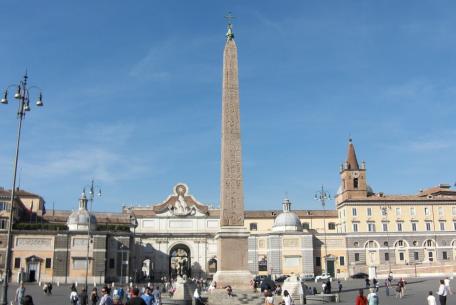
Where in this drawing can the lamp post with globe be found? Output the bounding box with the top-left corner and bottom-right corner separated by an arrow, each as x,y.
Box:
314,185 -> 331,276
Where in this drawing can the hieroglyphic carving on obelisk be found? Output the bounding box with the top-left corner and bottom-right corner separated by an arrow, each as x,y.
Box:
220,19 -> 245,227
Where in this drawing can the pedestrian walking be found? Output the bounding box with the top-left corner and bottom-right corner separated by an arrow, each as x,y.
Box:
427,291 -> 437,305
384,279 -> 389,296
338,280 -> 343,293
365,278 -> 370,288
282,290 -> 293,305
91,288 -> 100,305
367,288 -> 379,305
355,289 -> 368,305
265,290 -> 275,305
193,287 -> 204,305
80,288 -> 89,305
126,287 -> 147,305
15,282 -> 25,305
100,286 -> 114,305
152,286 -> 161,305
437,279 -> 448,305
444,277 -> 453,295
70,286 -> 79,305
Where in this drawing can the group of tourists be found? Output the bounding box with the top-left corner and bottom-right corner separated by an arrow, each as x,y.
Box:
68,283 -> 161,305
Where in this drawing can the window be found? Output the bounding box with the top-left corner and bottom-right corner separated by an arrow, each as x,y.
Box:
414,252 -> 419,260
399,252 -> 404,261
14,258 -> 20,269
410,207 -> 416,216
440,222 -> 445,231
384,241 -> 389,247
425,207 -> 430,216
249,223 -> 258,231
354,242 -> 359,247
353,223 -> 358,232
443,251 -> 448,260
384,253 -> 389,261
353,178 -> 359,189
339,256 -> 345,266
412,223 -> 417,232
328,222 -> 336,230
302,222 -> 310,230
352,208 -> 357,216
368,223 -> 376,232
381,208 -> 387,216
109,258 -> 115,269
0,219 -> 7,230
426,222 -> 432,231
367,208 -> 372,217
316,257 -> 321,267
0,202 -> 7,211
413,241 -> 418,246
429,251 -> 434,262
426,240 -> 434,247
438,207 -> 444,216
45,258 -> 52,269
73,258 -> 88,270
382,223 -> 388,232
354,253 -> 360,262
395,208 -> 401,216
397,240 -> 404,247
397,223 -> 402,232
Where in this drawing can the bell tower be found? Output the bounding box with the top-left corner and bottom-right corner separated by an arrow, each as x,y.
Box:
335,139 -> 369,204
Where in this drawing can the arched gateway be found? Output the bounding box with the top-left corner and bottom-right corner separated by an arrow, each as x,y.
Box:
169,244 -> 191,279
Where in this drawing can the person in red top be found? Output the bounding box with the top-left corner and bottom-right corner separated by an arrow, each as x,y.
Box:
355,289 -> 368,305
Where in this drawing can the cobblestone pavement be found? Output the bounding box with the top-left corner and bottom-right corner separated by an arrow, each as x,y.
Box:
1,278 -> 455,304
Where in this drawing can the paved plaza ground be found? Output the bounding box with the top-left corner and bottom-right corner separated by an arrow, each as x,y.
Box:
2,277 -> 454,304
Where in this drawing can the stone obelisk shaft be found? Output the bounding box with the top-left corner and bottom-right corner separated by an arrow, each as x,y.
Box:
214,25 -> 252,290
220,33 -> 244,227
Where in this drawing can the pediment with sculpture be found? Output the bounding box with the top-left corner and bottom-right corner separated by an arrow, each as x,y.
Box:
152,183 -> 209,217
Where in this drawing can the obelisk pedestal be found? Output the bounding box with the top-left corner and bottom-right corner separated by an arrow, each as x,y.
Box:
213,21 -> 252,290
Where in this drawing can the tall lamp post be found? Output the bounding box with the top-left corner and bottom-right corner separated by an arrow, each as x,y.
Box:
315,185 -> 331,275
83,180 -> 101,292
381,205 -> 392,273
129,213 -> 138,284
0,73 -> 44,305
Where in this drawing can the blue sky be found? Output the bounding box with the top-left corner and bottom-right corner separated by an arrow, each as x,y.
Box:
0,1 -> 455,212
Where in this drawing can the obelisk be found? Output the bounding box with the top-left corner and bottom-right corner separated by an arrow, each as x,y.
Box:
213,19 -> 252,288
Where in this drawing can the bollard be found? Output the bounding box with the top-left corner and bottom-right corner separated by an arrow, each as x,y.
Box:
148,282 -> 151,287
130,282 -> 133,287
38,281 -> 41,286
75,281 -> 78,287
57,281 -> 60,287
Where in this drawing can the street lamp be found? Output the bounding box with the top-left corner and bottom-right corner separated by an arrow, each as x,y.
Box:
83,180 -> 101,292
314,185 -> 331,275
381,205 -> 392,273
0,73 -> 44,305
129,213 -> 138,284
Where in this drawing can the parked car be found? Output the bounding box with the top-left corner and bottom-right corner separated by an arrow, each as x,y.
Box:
351,272 -> 369,279
315,273 -> 331,281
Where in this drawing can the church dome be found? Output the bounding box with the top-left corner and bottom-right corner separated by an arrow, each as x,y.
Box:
67,191 -> 97,231
272,198 -> 302,232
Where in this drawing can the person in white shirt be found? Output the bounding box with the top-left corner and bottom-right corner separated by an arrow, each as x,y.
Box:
437,280 -> 448,305
282,290 -> 293,305
444,277 -> 452,295
427,291 -> 437,305
265,291 -> 274,305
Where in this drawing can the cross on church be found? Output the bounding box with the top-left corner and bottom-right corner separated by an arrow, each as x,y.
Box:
224,12 -> 236,25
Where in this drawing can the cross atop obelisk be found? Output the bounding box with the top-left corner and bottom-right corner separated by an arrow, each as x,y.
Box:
214,13 -> 252,289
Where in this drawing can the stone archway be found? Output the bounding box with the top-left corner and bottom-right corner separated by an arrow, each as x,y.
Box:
169,244 -> 191,279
